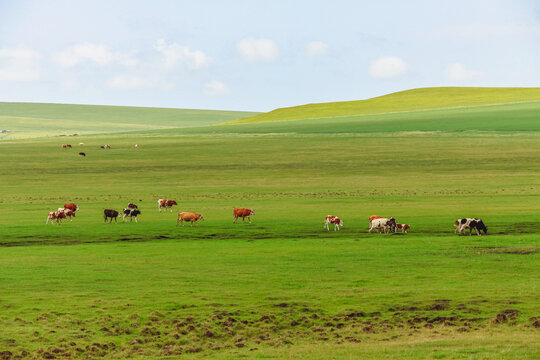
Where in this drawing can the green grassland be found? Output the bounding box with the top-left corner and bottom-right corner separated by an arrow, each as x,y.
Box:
0,90 -> 539,359
227,87 -> 540,124
0,102 -> 258,140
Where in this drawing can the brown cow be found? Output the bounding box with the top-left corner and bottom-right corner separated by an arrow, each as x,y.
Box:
176,212 -> 204,227
396,223 -> 411,233
104,209 -> 121,223
158,199 -> 177,212
233,208 -> 254,223
46,210 -> 67,224
64,203 -> 79,212
58,208 -> 76,221
324,215 -> 343,231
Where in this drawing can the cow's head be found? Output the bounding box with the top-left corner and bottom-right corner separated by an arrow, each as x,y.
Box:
199,214 -> 205,221
250,209 -> 255,215
170,200 -> 178,206
339,219 -> 343,227
478,221 -> 488,234
133,210 -> 141,216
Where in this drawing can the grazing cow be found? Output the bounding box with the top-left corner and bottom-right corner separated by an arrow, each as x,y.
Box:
100,145 -> 111,149
455,218 -> 488,235
176,212 -> 204,227
64,203 -> 79,212
46,210 -> 67,225
79,142 -> 85,146
127,203 -> 138,209
61,144 -> 71,149
324,215 -> 343,231
57,208 -> 76,221
396,223 -> 411,233
158,199 -> 177,212
104,209 -> 122,223
134,144 -> 139,149
79,152 -> 86,156
369,217 -> 396,233
123,208 -> 141,223
233,208 -> 255,223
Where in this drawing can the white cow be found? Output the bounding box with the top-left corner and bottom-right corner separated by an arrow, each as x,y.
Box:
324,215 -> 343,231
368,218 -> 396,233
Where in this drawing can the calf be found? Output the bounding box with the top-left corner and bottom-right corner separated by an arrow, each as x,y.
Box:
176,212 -> 204,227
158,199 -> 177,212
104,209 -> 122,223
396,223 -> 410,233
79,152 -> 86,156
123,208 -> 141,223
127,203 -> 138,209
233,208 -> 255,223
455,218 -> 488,235
324,215 -> 343,231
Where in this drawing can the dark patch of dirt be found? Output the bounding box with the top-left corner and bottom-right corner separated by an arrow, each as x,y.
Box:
493,309 -> 521,324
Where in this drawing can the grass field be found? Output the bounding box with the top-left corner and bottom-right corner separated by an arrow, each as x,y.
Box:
0,89 -> 539,359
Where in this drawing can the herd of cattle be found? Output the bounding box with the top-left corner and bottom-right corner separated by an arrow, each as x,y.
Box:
45,200 -> 488,235
61,143 -> 138,157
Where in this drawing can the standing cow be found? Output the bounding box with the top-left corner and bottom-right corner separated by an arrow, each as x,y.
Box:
324,215 -> 343,231
46,210 -> 67,225
176,212 -> 204,227
455,218 -> 488,235
158,199 -> 177,212
64,203 -> 79,212
57,208 -> 76,221
369,217 -> 396,233
396,223 -> 411,233
233,208 -> 255,223
104,209 -> 122,223
123,208 -> 141,222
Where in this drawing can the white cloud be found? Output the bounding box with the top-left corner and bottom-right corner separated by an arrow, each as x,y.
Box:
237,38 -> 278,62
445,63 -> 482,82
305,41 -> 328,57
0,47 -> 41,82
54,43 -> 136,68
154,39 -> 211,70
205,80 -> 229,95
107,75 -> 154,90
369,56 -> 407,79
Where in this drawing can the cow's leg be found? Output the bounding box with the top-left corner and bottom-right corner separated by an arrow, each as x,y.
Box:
475,227 -> 480,236
176,218 -> 180,226
248,216 -> 251,224
123,214 -> 127,222
134,217 -> 138,223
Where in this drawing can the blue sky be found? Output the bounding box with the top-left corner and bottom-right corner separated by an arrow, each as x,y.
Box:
0,0 -> 539,111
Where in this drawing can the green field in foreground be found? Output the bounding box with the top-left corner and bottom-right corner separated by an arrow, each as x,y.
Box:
0,92 -> 539,359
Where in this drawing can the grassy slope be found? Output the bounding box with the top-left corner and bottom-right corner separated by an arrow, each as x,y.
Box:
0,102 -> 258,139
0,94 -> 539,359
227,87 -> 540,124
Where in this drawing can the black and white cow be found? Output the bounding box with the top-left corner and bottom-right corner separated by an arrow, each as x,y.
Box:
104,209 -> 122,223
454,218 -> 488,235
123,208 -> 141,222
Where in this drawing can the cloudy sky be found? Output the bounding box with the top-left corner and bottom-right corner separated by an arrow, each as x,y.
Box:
0,0 -> 539,111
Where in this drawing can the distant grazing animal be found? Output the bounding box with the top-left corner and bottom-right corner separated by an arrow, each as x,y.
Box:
396,223 -> 410,233
79,142 -> 85,146
455,218 -> 487,235
158,199 -> 177,212
100,145 -> 111,149
57,208 -> 76,221
79,152 -> 86,156
233,208 -> 255,223
134,144 -> 139,149
46,210 -> 66,225
63,203 -> 79,212
62,144 -> 72,149
123,208 -> 141,223
369,217 -> 396,233
104,209 -> 121,223
176,212 -> 204,227
369,215 -> 382,228
324,215 -> 343,231
127,203 -> 138,209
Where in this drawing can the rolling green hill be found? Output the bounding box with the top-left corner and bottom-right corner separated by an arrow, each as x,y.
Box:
0,102 -> 259,139
226,87 -> 540,125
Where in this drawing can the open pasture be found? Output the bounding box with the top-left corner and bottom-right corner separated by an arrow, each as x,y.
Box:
0,97 -> 539,359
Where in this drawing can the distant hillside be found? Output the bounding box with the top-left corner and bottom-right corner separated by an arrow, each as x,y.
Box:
0,102 -> 258,139
225,87 -> 540,124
